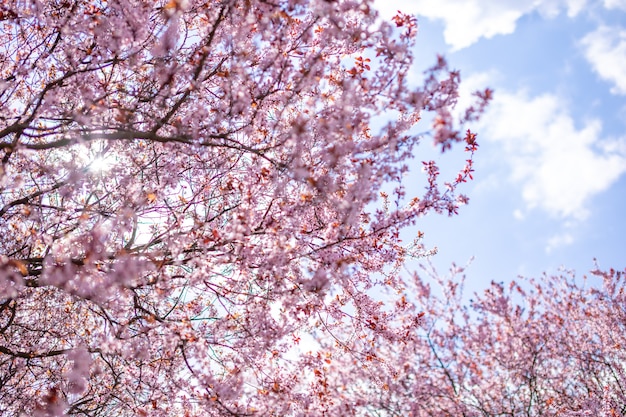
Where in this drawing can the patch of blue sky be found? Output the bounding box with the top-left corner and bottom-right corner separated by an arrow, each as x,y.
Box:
373,0 -> 626,293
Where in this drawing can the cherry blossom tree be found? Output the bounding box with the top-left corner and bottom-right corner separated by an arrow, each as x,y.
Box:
353,263 -> 626,417
2,2 -> 623,417
0,0 -> 488,415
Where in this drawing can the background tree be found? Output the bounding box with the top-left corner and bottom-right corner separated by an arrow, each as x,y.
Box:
0,0 -> 487,415
351,263 -> 626,417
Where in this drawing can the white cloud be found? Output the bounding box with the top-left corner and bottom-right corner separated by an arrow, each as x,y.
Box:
546,232 -> 574,253
603,0 -> 626,10
464,73 -> 626,220
580,25 -> 626,95
513,209 -> 525,220
374,0 -> 587,50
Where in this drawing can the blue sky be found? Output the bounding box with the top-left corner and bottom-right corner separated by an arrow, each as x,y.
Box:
374,0 -> 626,291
